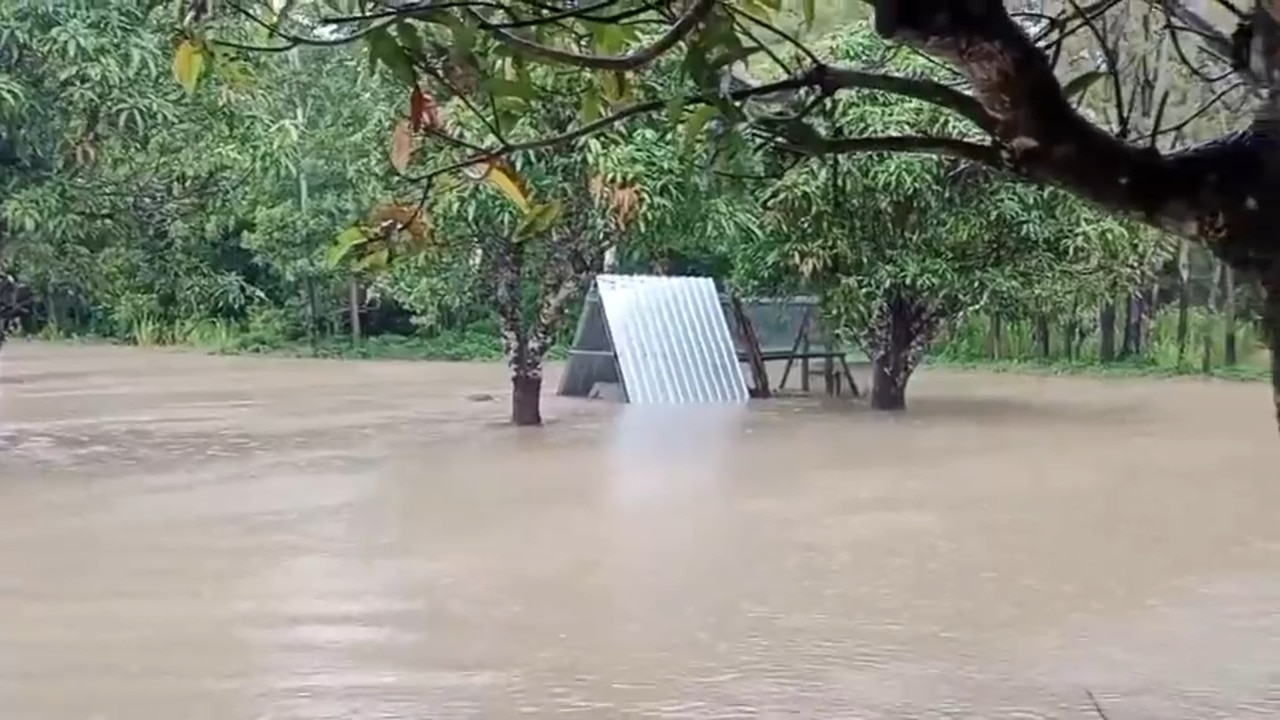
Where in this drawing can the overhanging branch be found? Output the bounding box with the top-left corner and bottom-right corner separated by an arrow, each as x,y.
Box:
777,134 -> 1003,165
467,0 -> 714,72
870,0 -> 1280,272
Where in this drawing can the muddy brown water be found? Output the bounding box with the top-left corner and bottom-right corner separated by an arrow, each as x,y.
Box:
1,342 -> 1279,719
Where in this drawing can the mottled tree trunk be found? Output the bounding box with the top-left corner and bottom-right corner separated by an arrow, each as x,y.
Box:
1121,292 -> 1141,358
508,341 -> 543,427
347,277 -> 362,344
870,355 -> 907,411
1203,261 -> 1223,374
1099,301 -> 1117,362
863,294 -> 938,412
0,272 -> 29,352
493,233 -> 543,427
1175,241 -> 1191,368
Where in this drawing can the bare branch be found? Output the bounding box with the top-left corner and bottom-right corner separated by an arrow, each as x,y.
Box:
467,0 -> 715,72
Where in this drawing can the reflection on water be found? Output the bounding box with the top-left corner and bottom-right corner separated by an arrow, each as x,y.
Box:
1,342 -> 1279,718
606,404 -> 746,506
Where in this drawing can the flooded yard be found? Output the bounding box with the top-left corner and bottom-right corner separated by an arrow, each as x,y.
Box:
0,341 -> 1278,718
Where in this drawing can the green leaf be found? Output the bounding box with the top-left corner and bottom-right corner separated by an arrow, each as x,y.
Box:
599,71 -> 629,102
710,45 -> 764,70
366,27 -> 417,86
591,23 -> 639,54
1062,70 -> 1106,100
443,14 -> 476,60
802,0 -> 816,28
683,104 -> 718,147
665,96 -> 686,127
325,226 -> 368,268
483,76 -> 535,100
394,22 -> 425,58
581,87 -> 604,122
356,247 -> 390,273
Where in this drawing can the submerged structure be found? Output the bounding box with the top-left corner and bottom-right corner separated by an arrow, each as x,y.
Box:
558,274 -> 750,404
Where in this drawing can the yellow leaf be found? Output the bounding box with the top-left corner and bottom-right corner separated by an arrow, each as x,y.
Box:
172,38 -> 205,94
484,162 -> 530,212
368,203 -> 431,246
388,119 -> 416,174
516,200 -> 562,238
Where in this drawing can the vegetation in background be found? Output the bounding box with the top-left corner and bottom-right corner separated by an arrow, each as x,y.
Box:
1,2 -> 1272,425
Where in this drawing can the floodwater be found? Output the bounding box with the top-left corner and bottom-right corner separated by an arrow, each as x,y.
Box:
1,342 -> 1279,719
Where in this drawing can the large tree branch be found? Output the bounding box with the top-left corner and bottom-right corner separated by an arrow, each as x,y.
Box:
870,0 -> 1280,275
415,63 -> 1000,180
767,130 -> 1002,165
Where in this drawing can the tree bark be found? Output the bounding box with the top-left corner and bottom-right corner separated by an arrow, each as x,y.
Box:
864,294 -> 937,412
0,272 -> 29,351
1099,301 -> 1117,362
1176,241 -> 1191,368
1035,315 -> 1050,357
347,277 -> 362,344
1122,291 -> 1141,358
1225,266 -> 1238,365
510,354 -> 543,426
1266,277 -> 1280,433
871,355 -> 907,410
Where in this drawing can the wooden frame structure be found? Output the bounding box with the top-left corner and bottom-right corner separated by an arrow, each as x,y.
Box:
725,295 -> 860,399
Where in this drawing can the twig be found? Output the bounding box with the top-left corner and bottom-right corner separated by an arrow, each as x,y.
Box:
1086,689 -> 1110,719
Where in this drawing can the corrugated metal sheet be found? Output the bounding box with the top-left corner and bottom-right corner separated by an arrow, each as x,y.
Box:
595,274 -> 749,404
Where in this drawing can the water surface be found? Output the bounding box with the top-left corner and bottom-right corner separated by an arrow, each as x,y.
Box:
1,342 -> 1278,718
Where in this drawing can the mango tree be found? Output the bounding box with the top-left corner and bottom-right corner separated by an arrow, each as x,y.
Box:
1,0 -> 257,338
754,30 -> 1157,409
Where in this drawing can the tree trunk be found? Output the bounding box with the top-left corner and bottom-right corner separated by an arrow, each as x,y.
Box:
1175,241 -> 1190,368
1063,316 -> 1077,361
348,277 -> 362,343
1099,301 -> 1117,362
1224,266 -> 1238,366
0,272 -> 29,352
871,356 -> 907,411
1265,280 -> 1280,434
865,295 -> 936,412
510,358 -> 543,426
1035,315 -> 1050,357
986,313 -> 1002,360
1122,291 -> 1141,357
1203,260 -> 1223,374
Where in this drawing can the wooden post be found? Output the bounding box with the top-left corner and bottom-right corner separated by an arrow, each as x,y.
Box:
731,296 -> 771,399
777,303 -> 812,391
800,320 -> 811,393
